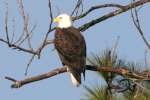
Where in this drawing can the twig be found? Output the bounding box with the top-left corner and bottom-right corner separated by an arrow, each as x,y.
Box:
71,0 -> 84,17
25,39 -> 53,76
0,38 -> 37,55
5,1 -> 10,46
36,28 -> 55,58
36,0 -> 54,58
144,47 -> 148,68
14,0 -> 26,44
11,18 -> 16,43
23,0 -> 54,75
18,0 -> 33,50
43,0 -> 53,41
5,77 -> 17,82
18,23 -> 37,46
25,54 -> 36,76
48,0 -> 53,30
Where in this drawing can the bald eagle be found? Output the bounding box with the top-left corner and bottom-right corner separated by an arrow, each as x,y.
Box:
53,14 -> 86,86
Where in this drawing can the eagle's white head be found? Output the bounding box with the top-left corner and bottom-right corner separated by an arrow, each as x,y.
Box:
53,14 -> 72,28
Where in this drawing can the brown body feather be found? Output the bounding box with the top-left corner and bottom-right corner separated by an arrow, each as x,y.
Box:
54,27 -> 86,86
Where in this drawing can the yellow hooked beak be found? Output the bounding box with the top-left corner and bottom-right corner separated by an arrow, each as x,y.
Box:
53,17 -> 61,23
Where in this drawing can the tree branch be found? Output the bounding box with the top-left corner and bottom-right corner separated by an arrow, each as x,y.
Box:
0,38 -> 37,55
71,0 -> 84,17
5,65 -> 130,88
73,3 -> 125,21
78,0 -> 150,31
131,2 -> 150,49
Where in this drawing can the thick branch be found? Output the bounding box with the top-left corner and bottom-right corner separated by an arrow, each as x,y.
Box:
5,65 -> 130,88
79,0 -> 150,31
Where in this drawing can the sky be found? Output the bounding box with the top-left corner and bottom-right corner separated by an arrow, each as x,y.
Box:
0,0 -> 150,100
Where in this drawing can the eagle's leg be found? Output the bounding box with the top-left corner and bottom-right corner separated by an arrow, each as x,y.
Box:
64,65 -> 80,87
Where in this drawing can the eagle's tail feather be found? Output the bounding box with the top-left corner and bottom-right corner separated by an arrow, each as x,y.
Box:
69,72 -> 81,87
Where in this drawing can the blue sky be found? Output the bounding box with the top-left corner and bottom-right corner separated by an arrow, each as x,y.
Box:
0,0 -> 150,100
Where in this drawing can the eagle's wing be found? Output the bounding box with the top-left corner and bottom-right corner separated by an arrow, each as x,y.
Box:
54,27 -> 86,86
55,27 -> 86,64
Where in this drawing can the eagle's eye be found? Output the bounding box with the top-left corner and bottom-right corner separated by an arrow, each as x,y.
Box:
59,17 -> 63,19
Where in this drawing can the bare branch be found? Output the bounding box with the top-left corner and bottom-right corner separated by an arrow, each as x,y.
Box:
71,0 -> 84,16
73,3 -> 125,21
48,0 -> 53,30
36,28 -> 55,58
131,1 -> 150,49
11,18 -> 16,43
17,0 -> 33,50
35,0 -> 54,58
5,77 -> 17,82
78,0 -> 150,31
14,0 -> 26,44
25,39 -> 54,76
0,0 -> 37,56
5,1 -> 10,45
17,23 -> 37,46
0,38 -> 37,55
42,0 -> 53,42
25,54 -> 36,76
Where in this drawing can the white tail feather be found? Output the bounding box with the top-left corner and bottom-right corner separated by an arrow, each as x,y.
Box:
69,73 -> 80,87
